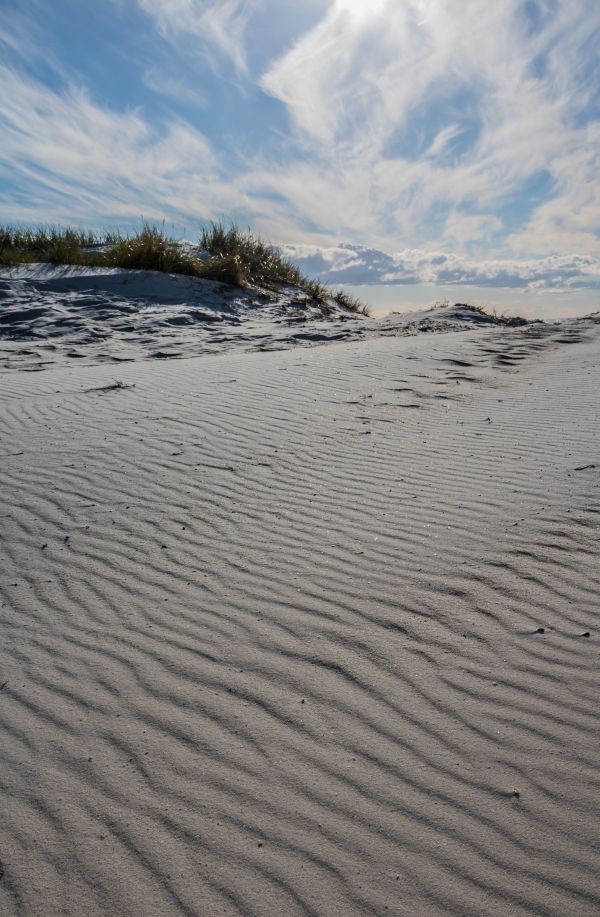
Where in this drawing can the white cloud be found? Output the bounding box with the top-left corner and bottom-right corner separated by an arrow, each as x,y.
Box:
280,242 -> 600,292
2,0 -> 600,291
137,0 -> 255,75
444,213 -> 502,247
0,62 -> 338,242
506,121 -> 600,257
259,0 -> 600,256
141,68 -> 206,106
1,55 -> 598,294
0,65 -> 233,225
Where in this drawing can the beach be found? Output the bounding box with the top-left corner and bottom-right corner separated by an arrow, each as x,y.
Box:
1,283 -> 599,915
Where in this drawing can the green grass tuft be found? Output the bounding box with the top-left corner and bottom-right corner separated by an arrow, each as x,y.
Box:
200,223 -> 303,287
0,224 -> 98,253
0,225 -> 102,268
0,247 -> 36,265
331,288 -> 372,316
199,254 -> 246,286
107,226 -> 200,275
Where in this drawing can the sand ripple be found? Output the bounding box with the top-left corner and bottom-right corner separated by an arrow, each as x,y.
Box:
1,322 -> 599,915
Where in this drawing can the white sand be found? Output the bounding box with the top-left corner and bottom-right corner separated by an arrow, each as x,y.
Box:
0,264 -> 526,371
0,288 -> 599,915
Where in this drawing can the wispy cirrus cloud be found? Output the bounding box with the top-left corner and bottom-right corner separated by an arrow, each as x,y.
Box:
141,67 -> 207,106
0,64 -> 227,224
136,0 -> 256,76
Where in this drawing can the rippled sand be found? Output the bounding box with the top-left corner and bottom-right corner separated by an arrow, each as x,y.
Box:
1,315 -> 599,915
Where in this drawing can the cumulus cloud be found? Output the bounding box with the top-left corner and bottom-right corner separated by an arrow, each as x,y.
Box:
280,242 -> 600,292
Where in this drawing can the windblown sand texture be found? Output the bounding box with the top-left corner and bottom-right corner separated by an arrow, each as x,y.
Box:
0,265 -> 524,371
1,313 -> 599,915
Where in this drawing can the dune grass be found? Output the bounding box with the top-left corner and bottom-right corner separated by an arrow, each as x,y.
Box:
0,225 -> 98,252
0,222 -> 370,315
105,228 -> 204,277
0,226 -> 100,267
200,223 -> 302,287
435,299 -> 527,326
200,224 -> 370,313
332,289 -> 370,315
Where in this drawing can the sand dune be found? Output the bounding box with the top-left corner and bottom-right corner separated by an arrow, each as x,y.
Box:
1,308 -> 599,915
1,264 -> 526,371
0,264 -> 364,369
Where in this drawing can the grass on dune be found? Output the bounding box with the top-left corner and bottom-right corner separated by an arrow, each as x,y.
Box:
332,288 -> 371,316
0,226 -> 101,267
0,225 -> 98,252
0,225 -> 207,275
199,224 -> 370,313
0,222 -> 370,315
435,298 -> 528,326
200,223 -> 302,287
106,228 -> 204,277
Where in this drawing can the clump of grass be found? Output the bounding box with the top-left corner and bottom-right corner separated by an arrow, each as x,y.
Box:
0,247 -> 36,265
199,223 -> 371,314
200,223 -> 303,287
104,225 -> 248,285
301,278 -> 329,305
331,288 -> 371,316
449,302 -> 527,326
0,225 -> 98,253
454,302 -> 492,317
47,235 -> 108,267
0,225 -> 101,268
199,254 -> 245,286
107,226 -> 200,275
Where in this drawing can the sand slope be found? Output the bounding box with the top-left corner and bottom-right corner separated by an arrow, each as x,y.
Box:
0,264 -> 527,371
0,264 -> 364,369
1,317 -> 599,915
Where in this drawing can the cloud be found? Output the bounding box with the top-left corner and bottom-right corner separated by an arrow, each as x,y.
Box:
1,56 -> 599,294
259,0 -> 600,255
280,242 -> 600,292
142,67 -> 207,106
0,61 -> 333,242
1,0 -> 600,290
137,0 -> 255,76
0,65 -> 232,225
506,121 -> 600,257
444,213 -> 502,247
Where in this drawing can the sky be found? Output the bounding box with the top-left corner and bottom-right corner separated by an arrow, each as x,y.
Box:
1,0 -> 600,315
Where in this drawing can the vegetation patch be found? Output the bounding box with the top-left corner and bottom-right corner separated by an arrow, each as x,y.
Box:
0,222 -> 371,316
435,299 -> 527,326
453,302 -> 528,326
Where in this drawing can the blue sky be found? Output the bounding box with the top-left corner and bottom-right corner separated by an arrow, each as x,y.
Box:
1,0 -> 600,304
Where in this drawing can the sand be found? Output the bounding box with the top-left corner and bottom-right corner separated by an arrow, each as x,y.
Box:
0,264 -> 524,371
0,279 -> 599,915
